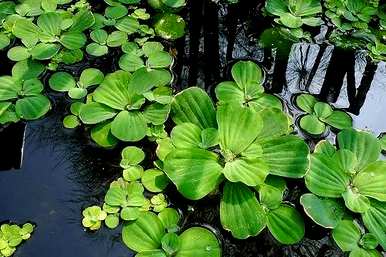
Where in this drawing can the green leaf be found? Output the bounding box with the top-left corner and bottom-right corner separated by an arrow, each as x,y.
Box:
143,103 -> 170,125
279,13 -> 303,28
107,31 -> 128,47
143,41 -> 164,56
258,176 -> 286,209
171,87 -> 217,129
147,51 -> 173,69
171,123 -> 202,149
305,153 -> 350,197
123,166 -> 144,181
290,0 -> 321,16
360,233 -> 379,250
323,110 -> 352,129
267,204 -> 305,244
158,208 -> 180,232
116,17 -> 140,34
60,32 -> 87,50
332,219 -> 361,251
337,129 -> 381,170
220,182 -> 266,239
314,140 -> 336,157
30,43 -> 60,60
93,71 -> 131,110
0,33 -> 10,50
111,111 -> 148,142
105,5 -> 128,19
129,68 -> 172,94
121,146 -> 145,166
63,115 -> 80,129
201,128 -> 219,148
296,94 -> 317,113
349,248 -> 382,257
300,193 -> 345,229
353,161 -> 386,202
176,227 -> 221,257
7,47 -> 30,61
21,78 -> 43,96
90,29 -> 108,44
119,53 -> 145,72
79,68 -> 104,88
121,207 -> 140,221
105,214 -> 120,229
79,102 -> 117,124
136,250 -> 167,257
265,0 -> 288,16
37,12 -> 61,36
154,13 -> 186,40
41,0 -> 57,11
68,87 -> 87,99
141,169 -> 169,193
49,72 -> 76,92
15,95 -> 51,120
260,135 -> 309,178
362,200 -> 386,249
12,18 -> 39,47
164,148 -> 223,200
231,60 -> 264,89
222,158 -> 268,186
161,233 -> 180,256
90,121 -> 118,148
12,60 -> 45,80
253,109 -> 291,142
70,10 -> 95,32
122,212 -> 165,252
313,102 -> 333,119
217,103 -> 262,155
299,114 -> 326,135
86,43 -> 108,57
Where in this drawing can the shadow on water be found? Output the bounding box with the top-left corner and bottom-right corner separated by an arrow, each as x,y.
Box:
1,1 -> 386,257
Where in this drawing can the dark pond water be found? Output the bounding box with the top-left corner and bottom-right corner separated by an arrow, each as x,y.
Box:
1,1 -> 386,257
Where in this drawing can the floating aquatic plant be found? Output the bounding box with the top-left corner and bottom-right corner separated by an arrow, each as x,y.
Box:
295,93 -> 352,136
0,60 -> 50,124
332,219 -> 382,257
78,69 -> 172,145
303,129 -> 386,249
49,68 -> 104,99
159,61 -> 309,242
264,0 -> 322,39
215,61 -> 282,111
0,223 -> 34,257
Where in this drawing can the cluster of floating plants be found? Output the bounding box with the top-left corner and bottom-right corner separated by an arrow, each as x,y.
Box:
264,0 -> 386,61
0,0 -> 386,257
0,223 -> 34,257
82,146 -> 221,257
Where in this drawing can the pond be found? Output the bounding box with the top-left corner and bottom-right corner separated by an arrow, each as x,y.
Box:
1,1 -> 386,257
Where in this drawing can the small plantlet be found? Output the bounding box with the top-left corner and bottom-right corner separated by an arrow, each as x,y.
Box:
0,222 -> 34,257
265,0 -> 322,39
49,68 -> 104,99
295,93 -> 352,136
304,129 -> 386,249
0,60 -> 51,124
82,206 -> 107,231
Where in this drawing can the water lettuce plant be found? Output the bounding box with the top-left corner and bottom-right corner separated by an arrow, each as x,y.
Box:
0,223 -> 34,257
303,129 -> 386,249
153,13 -> 186,40
119,41 -> 173,72
215,61 -> 282,111
265,0 -> 322,39
332,219 -> 382,257
324,0 -> 379,32
295,93 -> 352,135
122,211 -> 221,257
82,206 -> 107,231
160,61 -> 310,241
0,60 -> 51,124
78,69 -> 172,145
49,68 -> 104,99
